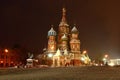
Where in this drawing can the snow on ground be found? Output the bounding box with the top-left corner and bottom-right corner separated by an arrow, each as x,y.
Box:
0,66 -> 120,80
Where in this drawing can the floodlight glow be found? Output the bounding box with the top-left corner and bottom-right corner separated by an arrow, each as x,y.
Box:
103,58 -> 106,61
81,57 -> 85,61
48,53 -> 53,57
83,50 -> 87,54
108,62 -> 115,67
95,64 -> 98,66
51,46 -> 54,49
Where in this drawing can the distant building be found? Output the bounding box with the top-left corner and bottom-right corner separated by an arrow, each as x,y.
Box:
0,48 -> 20,67
42,8 -> 91,67
108,59 -> 120,66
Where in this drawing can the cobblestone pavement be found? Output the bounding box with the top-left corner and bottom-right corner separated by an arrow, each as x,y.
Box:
0,66 -> 120,80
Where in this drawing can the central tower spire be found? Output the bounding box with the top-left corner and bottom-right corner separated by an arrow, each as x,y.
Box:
58,8 -> 70,51
59,8 -> 68,27
61,8 -> 66,22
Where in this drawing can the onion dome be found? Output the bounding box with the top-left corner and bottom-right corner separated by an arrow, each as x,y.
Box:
54,48 -> 61,56
71,25 -> 79,33
64,49 -> 68,55
48,27 -> 56,36
61,34 -> 68,40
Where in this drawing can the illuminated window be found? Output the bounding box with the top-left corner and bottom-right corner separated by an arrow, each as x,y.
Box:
1,55 -> 4,59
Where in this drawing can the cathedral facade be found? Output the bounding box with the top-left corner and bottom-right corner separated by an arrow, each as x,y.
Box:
45,8 -> 90,67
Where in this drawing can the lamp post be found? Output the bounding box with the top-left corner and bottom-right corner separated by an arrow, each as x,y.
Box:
103,54 -> 109,66
4,49 -> 8,67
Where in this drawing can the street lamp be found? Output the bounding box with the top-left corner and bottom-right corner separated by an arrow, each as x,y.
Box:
5,49 -> 8,53
105,54 -> 108,58
103,54 -> 109,66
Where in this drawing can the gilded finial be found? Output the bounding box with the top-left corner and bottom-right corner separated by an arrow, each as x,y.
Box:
51,25 -> 54,28
62,8 -> 66,16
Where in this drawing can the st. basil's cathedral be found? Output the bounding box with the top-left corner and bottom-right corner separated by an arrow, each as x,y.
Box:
43,8 -> 91,67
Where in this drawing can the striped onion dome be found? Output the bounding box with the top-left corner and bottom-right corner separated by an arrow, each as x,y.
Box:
48,27 -> 56,36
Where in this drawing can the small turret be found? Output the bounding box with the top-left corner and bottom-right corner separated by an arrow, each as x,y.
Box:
70,24 -> 80,53
54,48 -> 61,56
47,26 -> 57,53
64,49 -> 68,55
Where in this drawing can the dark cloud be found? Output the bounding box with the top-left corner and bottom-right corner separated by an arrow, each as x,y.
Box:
0,0 -> 120,58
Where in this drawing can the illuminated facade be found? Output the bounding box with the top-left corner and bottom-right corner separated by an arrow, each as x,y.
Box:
45,8 -> 91,67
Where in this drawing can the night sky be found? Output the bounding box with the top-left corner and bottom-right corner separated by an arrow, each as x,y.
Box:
0,0 -> 120,59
